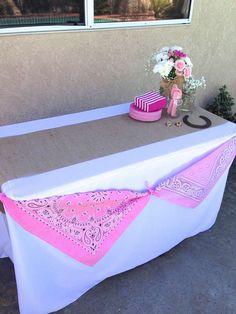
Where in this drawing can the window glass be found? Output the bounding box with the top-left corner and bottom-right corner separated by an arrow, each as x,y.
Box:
94,0 -> 192,23
0,0 -> 84,27
0,0 -> 193,31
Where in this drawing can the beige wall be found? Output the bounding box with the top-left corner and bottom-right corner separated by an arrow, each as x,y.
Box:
0,0 -> 235,125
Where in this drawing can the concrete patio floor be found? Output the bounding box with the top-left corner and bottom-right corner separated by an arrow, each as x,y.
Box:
0,161 -> 235,314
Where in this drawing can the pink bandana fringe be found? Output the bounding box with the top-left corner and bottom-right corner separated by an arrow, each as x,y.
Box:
0,137 -> 235,265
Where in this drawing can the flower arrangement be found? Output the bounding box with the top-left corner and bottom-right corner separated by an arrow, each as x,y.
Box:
148,45 -> 207,112
152,46 -> 193,81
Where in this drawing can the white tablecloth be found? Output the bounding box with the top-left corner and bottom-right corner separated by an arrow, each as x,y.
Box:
0,213 -> 12,260
0,105 -> 235,314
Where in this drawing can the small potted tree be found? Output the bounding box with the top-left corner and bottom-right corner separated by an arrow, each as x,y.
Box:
206,85 -> 236,123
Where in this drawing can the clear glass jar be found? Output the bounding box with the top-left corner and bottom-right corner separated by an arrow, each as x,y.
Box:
179,91 -> 195,113
167,99 -> 182,118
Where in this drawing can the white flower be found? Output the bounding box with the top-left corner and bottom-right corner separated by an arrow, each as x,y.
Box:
184,56 -> 193,67
153,64 -> 160,74
155,52 -> 168,62
153,61 -> 165,74
153,60 -> 173,77
159,46 -> 169,53
170,45 -> 183,52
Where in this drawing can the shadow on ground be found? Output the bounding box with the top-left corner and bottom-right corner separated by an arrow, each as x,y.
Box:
0,161 -> 235,314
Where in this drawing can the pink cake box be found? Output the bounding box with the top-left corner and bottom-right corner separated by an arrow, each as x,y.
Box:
134,91 -> 167,112
129,103 -> 162,122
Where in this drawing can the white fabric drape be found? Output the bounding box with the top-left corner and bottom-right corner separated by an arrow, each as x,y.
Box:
4,172 -> 228,314
0,213 -> 13,260
0,105 -> 235,314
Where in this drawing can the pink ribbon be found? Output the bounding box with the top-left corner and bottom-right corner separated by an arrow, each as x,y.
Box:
167,84 -> 182,117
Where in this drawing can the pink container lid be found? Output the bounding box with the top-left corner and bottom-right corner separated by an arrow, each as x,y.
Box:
135,91 -> 167,112
129,103 -> 162,122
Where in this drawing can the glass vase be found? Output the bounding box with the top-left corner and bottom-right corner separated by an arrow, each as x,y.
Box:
167,99 -> 182,118
179,91 -> 195,113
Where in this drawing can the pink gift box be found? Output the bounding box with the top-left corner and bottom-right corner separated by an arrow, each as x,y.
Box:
134,91 -> 167,112
129,103 -> 162,122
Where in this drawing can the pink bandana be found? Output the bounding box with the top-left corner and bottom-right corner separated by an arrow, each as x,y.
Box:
155,136 -> 236,208
0,137 -> 235,265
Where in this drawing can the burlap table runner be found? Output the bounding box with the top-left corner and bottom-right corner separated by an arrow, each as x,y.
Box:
0,107 -> 225,187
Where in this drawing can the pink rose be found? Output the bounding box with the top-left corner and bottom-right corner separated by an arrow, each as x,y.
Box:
175,70 -> 183,76
175,59 -> 185,72
184,67 -> 192,79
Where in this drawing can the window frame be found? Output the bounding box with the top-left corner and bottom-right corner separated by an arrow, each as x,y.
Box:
0,0 -> 194,36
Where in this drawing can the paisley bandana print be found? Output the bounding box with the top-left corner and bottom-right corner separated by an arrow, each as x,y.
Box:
0,137 -> 235,265
155,136 -> 236,208
0,190 -> 150,265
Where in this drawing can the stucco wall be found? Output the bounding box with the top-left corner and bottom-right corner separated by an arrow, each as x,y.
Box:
0,0 -> 235,125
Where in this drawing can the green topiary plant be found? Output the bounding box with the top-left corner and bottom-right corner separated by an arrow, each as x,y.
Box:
206,85 -> 236,123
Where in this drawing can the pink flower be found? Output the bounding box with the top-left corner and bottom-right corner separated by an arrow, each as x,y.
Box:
184,67 -> 192,79
175,70 -> 183,76
174,50 -> 187,58
175,59 -> 185,72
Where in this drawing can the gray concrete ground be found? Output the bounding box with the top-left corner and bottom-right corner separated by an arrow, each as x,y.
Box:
0,161 -> 235,314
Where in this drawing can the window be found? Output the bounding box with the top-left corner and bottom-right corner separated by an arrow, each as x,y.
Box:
0,0 -> 194,34
0,1 -> 84,27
